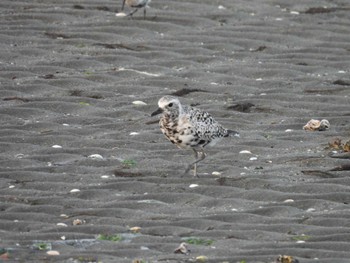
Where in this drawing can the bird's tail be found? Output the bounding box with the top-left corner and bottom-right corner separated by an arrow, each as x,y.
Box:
226,129 -> 240,138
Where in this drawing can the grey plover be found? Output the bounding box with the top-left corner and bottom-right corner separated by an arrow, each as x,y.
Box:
151,96 -> 239,177
121,0 -> 151,19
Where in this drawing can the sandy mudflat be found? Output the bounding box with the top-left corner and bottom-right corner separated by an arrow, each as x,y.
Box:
1,0 -> 350,262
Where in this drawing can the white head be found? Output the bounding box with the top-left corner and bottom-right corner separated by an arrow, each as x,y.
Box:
151,96 -> 182,116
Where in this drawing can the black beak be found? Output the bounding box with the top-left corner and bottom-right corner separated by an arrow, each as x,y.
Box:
151,108 -> 163,117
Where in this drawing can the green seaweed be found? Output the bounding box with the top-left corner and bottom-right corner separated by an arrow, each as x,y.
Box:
97,234 -> 123,242
182,237 -> 214,246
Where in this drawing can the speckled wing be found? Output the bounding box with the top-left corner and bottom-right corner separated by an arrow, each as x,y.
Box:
181,106 -> 228,147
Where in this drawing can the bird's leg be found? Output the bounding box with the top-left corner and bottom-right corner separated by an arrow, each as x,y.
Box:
127,8 -> 139,17
185,148 -> 206,177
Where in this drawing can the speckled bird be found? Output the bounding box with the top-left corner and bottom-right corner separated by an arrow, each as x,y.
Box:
121,0 -> 151,19
151,96 -> 239,177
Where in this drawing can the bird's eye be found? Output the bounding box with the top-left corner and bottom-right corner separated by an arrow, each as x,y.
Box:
168,103 -> 173,107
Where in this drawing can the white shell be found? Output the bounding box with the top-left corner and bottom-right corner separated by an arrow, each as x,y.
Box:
52,145 -> 62,148
88,154 -> 104,160
47,250 -> 60,256
132,100 -> 147,105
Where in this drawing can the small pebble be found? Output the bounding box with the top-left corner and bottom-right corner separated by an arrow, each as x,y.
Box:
70,189 -> 80,193
249,157 -> 258,161
9,185 -> 15,189
218,5 -> 226,9
61,236 -> 66,240
101,175 -> 110,179
283,199 -> 295,203
212,171 -> 221,176
129,132 -> 139,136
307,208 -> 316,212
60,214 -> 69,218
285,129 -> 293,132
189,184 -> 199,188
296,240 -> 305,243
290,11 -> 300,15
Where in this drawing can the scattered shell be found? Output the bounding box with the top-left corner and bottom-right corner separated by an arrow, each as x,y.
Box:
70,189 -> 80,193
101,175 -> 110,179
303,119 -> 330,131
296,240 -> 305,244
256,78 -> 263,81
62,123 -> 69,126
73,219 -> 84,225
60,214 -> 69,218
328,138 -> 350,152
116,12 -> 127,17
61,236 -> 66,240
276,255 -> 300,263
140,246 -> 149,250
239,150 -> 252,154
249,156 -> 258,161
15,153 -> 25,158
344,141 -> 350,152
132,100 -> 147,105
129,132 -> 140,136
306,208 -> 316,212
285,129 -> 293,132
52,145 -> 62,148
189,184 -> 199,188
283,199 -> 295,203
196,255 -> 208,262
231,208 -> 238,212
9,185 -> 15,189
129,226 -> 142,233
218,5 -> 226,10
88,154 -> 104,160
212,171 -> 221,176
174,242 -> 190,255
46,250 -> 60,256
56,223 -> 68,227
290,11 -> 300,15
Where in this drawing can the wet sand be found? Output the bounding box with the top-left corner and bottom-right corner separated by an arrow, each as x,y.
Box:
1,0 -> 350,262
